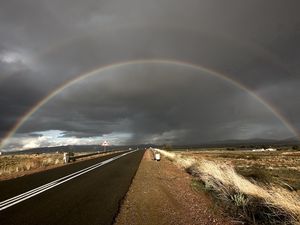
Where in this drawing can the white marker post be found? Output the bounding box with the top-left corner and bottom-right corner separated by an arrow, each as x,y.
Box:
101,140 -> 110,152
63,152 -> 70,163
154,152 -> 161,161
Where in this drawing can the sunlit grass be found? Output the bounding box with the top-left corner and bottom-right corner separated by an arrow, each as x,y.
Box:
0,154 -> 63,178
155,148 -> 300,225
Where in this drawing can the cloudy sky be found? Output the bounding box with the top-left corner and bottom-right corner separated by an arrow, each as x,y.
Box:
0,0 -> 299,150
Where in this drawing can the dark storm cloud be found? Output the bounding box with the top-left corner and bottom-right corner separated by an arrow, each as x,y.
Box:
0,0 -> 300,149
17,65 -> 295,144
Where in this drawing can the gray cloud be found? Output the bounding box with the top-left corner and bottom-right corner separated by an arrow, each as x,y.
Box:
16,64 -> 295,144
0,0 -> 299,149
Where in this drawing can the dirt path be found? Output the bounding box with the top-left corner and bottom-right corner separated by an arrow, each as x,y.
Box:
114,150 -> 233,225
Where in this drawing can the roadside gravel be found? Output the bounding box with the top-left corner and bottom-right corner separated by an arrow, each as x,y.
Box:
114,150 -> 234,225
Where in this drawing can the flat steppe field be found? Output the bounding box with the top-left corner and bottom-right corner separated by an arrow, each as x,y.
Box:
179,149 -> 300,193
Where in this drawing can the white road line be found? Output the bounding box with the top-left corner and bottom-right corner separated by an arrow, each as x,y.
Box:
0,150 -> 137,211
0,161 -> 104,208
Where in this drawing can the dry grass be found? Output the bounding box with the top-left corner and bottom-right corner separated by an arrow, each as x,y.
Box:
185,150 -> 300,192
154,148 -> 300,225
0,151 -> 118,181
0,153 -> 64,179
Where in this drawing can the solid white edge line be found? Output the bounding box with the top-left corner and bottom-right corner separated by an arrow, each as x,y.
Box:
0,160 -> 106,207
0,150 -> 137,211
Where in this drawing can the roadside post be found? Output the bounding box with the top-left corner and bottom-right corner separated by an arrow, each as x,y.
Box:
63,152 -> 69,163
154,152 -> 161,161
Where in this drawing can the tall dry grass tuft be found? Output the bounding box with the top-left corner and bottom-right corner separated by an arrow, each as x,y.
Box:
154,149 -> 300,225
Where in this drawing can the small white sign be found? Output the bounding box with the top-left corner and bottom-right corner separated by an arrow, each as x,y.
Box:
101,140 -> 110,146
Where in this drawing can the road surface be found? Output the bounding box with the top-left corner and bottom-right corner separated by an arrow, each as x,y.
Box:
0,150 -> 144,225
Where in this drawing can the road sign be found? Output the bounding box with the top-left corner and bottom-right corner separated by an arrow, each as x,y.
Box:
101,140 -> 110,151
101,140 -> 110,146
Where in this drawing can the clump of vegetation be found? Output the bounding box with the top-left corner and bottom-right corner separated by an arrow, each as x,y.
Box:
191,179 -> 214,193
224,193 -> 295,225
237,167 -> 272,184
185,164 -> 199,176
157,149 -> 300,225
190,179 -> 205,192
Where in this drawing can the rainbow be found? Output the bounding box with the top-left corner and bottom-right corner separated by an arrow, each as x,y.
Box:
1,59 -> 299,149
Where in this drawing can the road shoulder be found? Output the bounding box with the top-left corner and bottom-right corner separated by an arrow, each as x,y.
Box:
114,150 -> 233,225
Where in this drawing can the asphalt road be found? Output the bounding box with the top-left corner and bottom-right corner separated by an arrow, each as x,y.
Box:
0,150 -> 144,225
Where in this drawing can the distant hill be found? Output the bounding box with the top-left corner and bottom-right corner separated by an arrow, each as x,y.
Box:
2,144 -> 161,155
2,138 -> 299,155
206,137 -> 299,146
171,137 -> 300,149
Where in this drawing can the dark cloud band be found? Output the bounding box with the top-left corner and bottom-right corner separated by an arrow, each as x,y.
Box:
1,59 -> 298,149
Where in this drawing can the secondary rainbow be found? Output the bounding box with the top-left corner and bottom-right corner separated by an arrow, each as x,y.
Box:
1,59 -> 299,149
